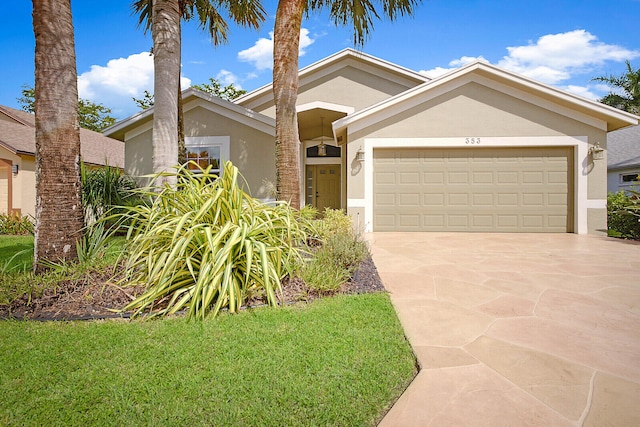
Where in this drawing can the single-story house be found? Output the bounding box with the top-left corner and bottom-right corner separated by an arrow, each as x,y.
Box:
0,105 -> 124,218
607,124 -> 640,193
105,49 -> 639,234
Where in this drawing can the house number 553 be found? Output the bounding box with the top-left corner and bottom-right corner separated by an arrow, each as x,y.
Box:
465,137 -> 481,144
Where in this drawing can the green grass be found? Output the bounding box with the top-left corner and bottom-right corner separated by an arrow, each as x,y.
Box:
0,293 -> 416,426
0,235 -> 34,273
0,235 -> 126,306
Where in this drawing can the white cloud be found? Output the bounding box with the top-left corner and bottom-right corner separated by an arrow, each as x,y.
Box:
77,51 -> 191,119
216,69 -> 242,88
497,30 -> 639,84
561,85 -> 600,100
238,28 -> 315,71
419,56 -> 486,78
420,30 -> 639,101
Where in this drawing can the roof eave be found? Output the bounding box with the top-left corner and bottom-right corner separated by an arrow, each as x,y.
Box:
234,48 -> 430,106
333,60 -> 640,134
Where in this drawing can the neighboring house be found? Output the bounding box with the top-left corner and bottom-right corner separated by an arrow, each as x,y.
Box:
0,105 -> 124,218
607,125 -> 640,193
105,49 -> 639,234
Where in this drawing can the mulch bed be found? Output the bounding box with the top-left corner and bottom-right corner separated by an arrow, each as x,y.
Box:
0,257 -> 386,321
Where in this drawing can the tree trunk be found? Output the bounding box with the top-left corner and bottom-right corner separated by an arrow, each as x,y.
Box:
32,0 -> 84,272
273,0 -> 305,209
178,77 -> 186,165
152,0 -> 181,187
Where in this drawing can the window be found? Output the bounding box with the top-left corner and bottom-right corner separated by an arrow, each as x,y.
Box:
620,173 -> 640,185
185,136 -> 230,175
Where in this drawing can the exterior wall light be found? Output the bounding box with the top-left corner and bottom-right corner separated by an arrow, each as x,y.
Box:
356,147 -> 365,162
317,142 -> 327,156
318,116 -> 327,156
589,142 -> 604,160
12,164 -> 19,175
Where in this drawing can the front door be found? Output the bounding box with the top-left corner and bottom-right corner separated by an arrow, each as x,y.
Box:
305,164 -> 341,211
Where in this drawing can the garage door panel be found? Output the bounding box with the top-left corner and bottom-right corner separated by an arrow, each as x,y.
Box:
373,147 -> 573,232
522,171 -> 544,184
497,193 -> 518,206
497,171 -> 519,184
472,172 -> 493,184
399,193 -> 420,206
473,215 -> 494,227
399,172 -> 420,184
376,193 -> 396,206
473,193 -> 494,205
375,172 -> 396,185
424,172 -> 445,184
448,172 -> 469,184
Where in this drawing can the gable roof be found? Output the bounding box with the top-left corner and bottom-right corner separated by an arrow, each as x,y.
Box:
333,60 -> 640,136
234,48 -> 430,109
0,105 -> 124,167
608,125 -> 640,170
103,87 -> 275,140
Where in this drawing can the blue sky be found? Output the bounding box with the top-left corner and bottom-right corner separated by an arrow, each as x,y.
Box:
1,0 -> 639,120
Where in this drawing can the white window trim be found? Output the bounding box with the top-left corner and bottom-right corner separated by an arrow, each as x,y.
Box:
361,136 -> 591,234
185,136 -> 230,173
619,172 -> 640,186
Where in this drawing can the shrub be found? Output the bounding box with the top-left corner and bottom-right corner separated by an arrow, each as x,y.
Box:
81,163 -> 139,226
607,190 -> 640,239
120,161 -> 308,320
317,208 -> 354,239
298,225 -> 369,294
0,213 -> 34,235
298,249 -> 351,293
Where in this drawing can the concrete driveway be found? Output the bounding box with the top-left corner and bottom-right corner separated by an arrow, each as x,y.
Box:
370,233 -> 640,426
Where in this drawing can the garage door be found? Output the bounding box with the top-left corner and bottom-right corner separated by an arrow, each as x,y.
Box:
373,147 -> 573,232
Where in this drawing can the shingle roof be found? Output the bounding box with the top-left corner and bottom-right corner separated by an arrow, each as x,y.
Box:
0,105 -> 124,168
608,125 -> 640,170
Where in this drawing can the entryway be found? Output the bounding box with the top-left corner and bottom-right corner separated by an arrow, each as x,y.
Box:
305,164 -> 341,211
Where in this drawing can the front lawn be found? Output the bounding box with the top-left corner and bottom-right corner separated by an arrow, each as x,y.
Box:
0,293 -> 416,426
0,235 -> 33,273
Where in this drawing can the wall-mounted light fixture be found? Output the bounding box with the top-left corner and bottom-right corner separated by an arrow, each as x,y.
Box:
318,117 -> 327,157
356,147 -> 365,162
589,142 -> 604,160
12,164 -> 18,175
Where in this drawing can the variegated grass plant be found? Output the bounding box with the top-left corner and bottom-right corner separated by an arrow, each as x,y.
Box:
120,161 -> 308,320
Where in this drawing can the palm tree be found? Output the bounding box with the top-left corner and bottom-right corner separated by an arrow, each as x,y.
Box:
273,0 -> 306,209
151,0 -> 181,187
272,0 -> 422,208
592,60 -> 640,114
132,0 -> 266,177
32,0 -> 85,271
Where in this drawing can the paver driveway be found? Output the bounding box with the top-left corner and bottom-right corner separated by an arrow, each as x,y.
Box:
370,233 -> 640,426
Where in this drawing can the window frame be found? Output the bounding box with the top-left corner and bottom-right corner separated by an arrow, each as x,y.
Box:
619,172 -> 640,186
184,136 -> 230,175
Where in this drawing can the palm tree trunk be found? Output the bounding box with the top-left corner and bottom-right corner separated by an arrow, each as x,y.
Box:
273,0 -> 305,209
178,77 -> 186,165
152,0 -> 181,187
32,0 -> 84,272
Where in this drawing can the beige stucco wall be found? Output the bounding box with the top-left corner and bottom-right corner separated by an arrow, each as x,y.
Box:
346,81 -> 608,233
124,126 -> 154,184
249,65 -> 419,118
125,107 -> 276,198
0,147 -> 37,218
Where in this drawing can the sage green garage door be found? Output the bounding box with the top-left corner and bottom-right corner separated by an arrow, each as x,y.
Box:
373,147 -> 573,232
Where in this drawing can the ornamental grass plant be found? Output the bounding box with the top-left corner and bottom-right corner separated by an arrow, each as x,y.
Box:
120,161 -> 308,320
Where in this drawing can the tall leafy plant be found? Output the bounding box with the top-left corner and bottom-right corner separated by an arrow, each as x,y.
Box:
81,163 -> 138,224
120,161 -> 307,320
